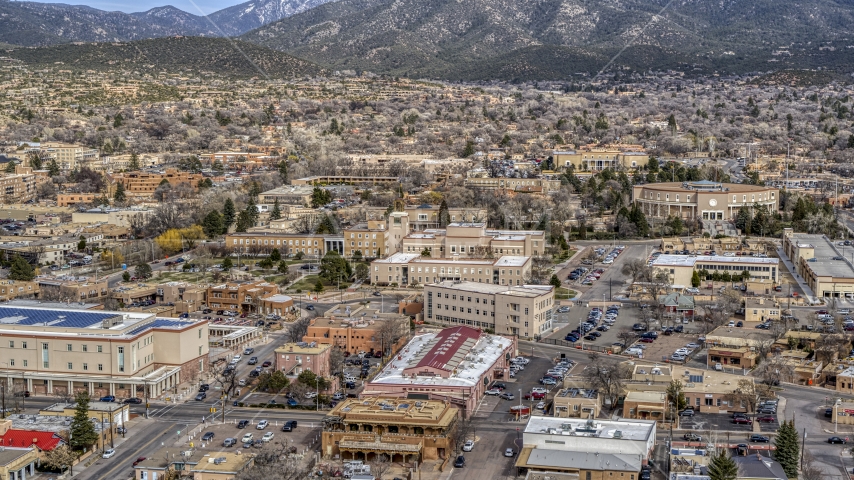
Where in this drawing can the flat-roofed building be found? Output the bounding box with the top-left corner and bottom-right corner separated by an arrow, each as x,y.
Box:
744,297 -> 781,323
0,305 -> 208,400
553,147 -> 649,171
782,228 -> 854,298
364,326 -> 515,412
38,142 -> 98,171
622,391 -> 666,422
291,175 -> 399,186
424,281 -> 554,339
651,254 -> 779,287
364,205 -> 487,231
400,223 -> 546,259
275,342 -> 333,377
38,277 -> 105,302
552,387 -> 600,418
632,181 -> 778,221
322,396 -> 458,461
225,232 -> 343,258
113,169 -> 202,197
371,253 -> 532,287
302,304 -> 410,357
626,363 -> 753,414
189,451 -> 255,479
206,280 -> 280,314
258,185 -> 315,205
514,416 -> 655,480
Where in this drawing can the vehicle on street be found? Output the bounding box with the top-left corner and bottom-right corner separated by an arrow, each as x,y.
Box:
99,395 -> 116,402
749,435 -> 770,443
202,432 -> 215,441
195,392 -> 207,401
462,440 -> 474,452
504,448 -> 515,457
829,437 -> 847,444
684,433 -> 702,441
454,456 -> 466,468
124,397 -> 143,404
102,448 -> 116,458
679,409 -> 695,417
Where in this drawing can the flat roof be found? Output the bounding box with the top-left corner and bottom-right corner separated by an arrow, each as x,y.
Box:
493,256 -> 529,267
427,281 -> 553,298
521,449 -> 642,472
275,342 -> 330,354
635,181 -> 774,193
524,416 -> 655,442
372,253 -> 420,264
369,329 -> 512,387
652,254 -> 779,268
791,233 -> 854,278
0,448 -> 34,466
328,396 -> 456,425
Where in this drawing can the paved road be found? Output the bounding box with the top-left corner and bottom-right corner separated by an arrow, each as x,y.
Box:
77,420 -> 181,480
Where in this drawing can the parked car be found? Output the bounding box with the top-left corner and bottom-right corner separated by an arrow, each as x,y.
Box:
99,395 -> 116,402
679,409 -> 695,417
102,448 -> 117,458
262,432 -> 275,442
454,456 -> 466,468
732,417 -> 752,425
756,415 -> 777,423
684,433 -> 702,441
256,420 -> 268,430
499,392 -> 515,400
282,420 -> 298,431
202,432 -> 215,441
750,435 -> 770,443
237,420 -> 250,429
504,448 -> 515,457
462,440 -> 474,452
222,438 -> 236,447
133,457 -> 147,467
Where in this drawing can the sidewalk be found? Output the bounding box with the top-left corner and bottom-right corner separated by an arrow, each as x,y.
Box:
776,246 -> 817,304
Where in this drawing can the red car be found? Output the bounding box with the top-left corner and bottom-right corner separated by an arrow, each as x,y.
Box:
756,415 -> 776,423
133,457 -> 147,467
524,392 -> 546,400
639,337 -> 655,343
732,417 -> 752,425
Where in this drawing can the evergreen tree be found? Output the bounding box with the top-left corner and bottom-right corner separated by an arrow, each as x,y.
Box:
277,159 -> 289,183
134,263 -> 152,280
277,260 -> 288,274
222,257 -> 233,271
222,198 -> 236,232
122,271 -> 131,282
269,199 -> 282,221
314,279 -> 325,294
69,392 -> 98,451
113,183 -> 126,203
438,200 -> 450,228
202,210 -> 224,239
691,271 -> 701,288
461,140 -> 475,158
27,152 -> 43,170
8,255 -> 34,281
4,161 -> 15,173
311,187 -> 331,208
773,419 -> 799,478
707,450 -> 737,480
270,248 -> 281,262
549,274 -> 562,289
128,152 -> 140,171
77,236 -> 87,251
316,215 -> 337,234
47,159 -> 60,177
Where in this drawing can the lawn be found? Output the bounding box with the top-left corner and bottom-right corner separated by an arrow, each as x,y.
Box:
554,287 -> 577,300
286,274 -> 352,293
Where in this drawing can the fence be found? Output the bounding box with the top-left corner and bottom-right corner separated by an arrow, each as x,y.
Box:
540,338 -> 614,354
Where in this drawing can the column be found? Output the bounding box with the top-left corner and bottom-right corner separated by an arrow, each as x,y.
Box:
109,383 -> 115,396
46,380 -> 53,395
68,380 -> 73,396
89,383 -> 94,396
25,378 -> 31,393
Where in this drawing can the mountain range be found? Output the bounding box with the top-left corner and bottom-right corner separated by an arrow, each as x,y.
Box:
239,0 -> 854,80
4,0 -> 854,80
0,0 -> 333,45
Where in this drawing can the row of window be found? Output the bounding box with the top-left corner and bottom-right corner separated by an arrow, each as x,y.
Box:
434,316 -> 495,329
233,238 -> 320,246
436,304 -> 497,316
349,233 -> 378,239
696,264 -> 773,272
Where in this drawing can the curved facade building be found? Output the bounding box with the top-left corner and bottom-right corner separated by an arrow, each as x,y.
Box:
632,181 -> 778,220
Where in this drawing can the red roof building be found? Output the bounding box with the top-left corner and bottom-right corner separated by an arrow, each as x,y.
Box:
0,430 -> 63,451
404,326 -> 482,378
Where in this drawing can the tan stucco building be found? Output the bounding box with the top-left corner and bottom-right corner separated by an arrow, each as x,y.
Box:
371,253 -> 532,287
0,305 -> 208,400
632,181 -> 778,221
424,281 -> 554,338
782,228 -> 854,298
400,223 -> 546,258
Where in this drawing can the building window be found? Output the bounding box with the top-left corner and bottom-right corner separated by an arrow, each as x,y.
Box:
8,360 -> 13,366
97,345 -> 102,353
66,344 -> 72,351
82,345 -> 88,352
22,360 -> 27,367
8,341 -> 12,348
98,364 -> 103,371
21,342 -> 26,349
67,362 -> 73,370
83,363 -> 88,371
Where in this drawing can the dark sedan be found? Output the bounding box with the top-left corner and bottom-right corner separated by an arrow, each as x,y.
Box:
829,437 -> 847,444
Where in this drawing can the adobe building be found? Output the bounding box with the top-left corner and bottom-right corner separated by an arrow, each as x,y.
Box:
632,181 -> 778,221
322,396 -> 457,461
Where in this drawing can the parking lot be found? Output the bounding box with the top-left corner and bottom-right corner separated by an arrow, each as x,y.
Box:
680,411 -> 780,434
473,355 -> 575,419
193,417 -> 319,451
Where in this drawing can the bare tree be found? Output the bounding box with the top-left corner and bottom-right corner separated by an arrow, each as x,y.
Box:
375,317 -> 409,357
801,449 -> 824,480
449,413 -> 475,453
756,355 -> 795,386
581,353 -> 630,410
236,441 -> 312,480
286,316 -> 312,343
724,379 -> 761,413
328,347 -> 345,377
369,455 -> 393,479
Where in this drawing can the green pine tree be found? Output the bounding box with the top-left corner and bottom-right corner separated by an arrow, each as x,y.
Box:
277,260 -> 288,274
549,274 -> 562,289
707,450 -> 737,480
222,198 -> 236,232
113,183 -> 126,203
128,152 -> 140,171
773,420 -> 799,478
438,199 -> 450,228
277,159 -> 289,183
269,199 -> 282,221
691,271 -> 701,288
270,249 -> 281,262
69,392 -> 99,451
47,159 -> 60,177
202,210 -> 224,239
8,255 -> 34,281
222,257 -> 233,271
314,279 -> 325,293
